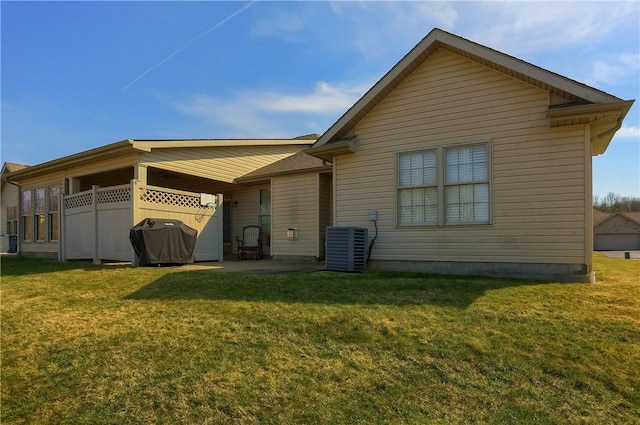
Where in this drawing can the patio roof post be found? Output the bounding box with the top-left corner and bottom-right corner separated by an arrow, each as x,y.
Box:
217,193 -> 224,262
134,164 -> 148,185
131,179 -> 140,267
59,188 -> 65,262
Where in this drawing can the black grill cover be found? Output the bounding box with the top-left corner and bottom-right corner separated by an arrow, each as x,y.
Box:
129,218 -> 197,266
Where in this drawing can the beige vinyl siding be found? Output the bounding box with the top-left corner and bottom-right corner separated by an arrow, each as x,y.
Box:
1,181 -> 20,229
63,154 -> 139,182
272,173 -> 320,258
335,48 -> 587,264
141,146 -> 305,183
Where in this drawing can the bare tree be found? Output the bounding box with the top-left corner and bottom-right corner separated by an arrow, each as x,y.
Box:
594,192 -> 640,212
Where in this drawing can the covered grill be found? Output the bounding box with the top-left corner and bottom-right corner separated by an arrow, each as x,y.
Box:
129,218 -> 197,266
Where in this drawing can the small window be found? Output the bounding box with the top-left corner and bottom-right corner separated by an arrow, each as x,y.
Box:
21,191 -> 33,241
259,188 -> 271,243
48,186 -> 60,241
6,206 -> 18,236
35,188 -> 46,241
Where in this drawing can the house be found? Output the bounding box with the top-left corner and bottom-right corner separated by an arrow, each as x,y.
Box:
307,28 -> 633,282
1,162 -> 29,253
594,210 -> 640,251
4,28 -> 633,282
2,137 -> 318,263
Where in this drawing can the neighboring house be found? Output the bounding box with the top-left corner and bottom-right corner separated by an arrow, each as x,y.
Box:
3,137 -> 316,263
1,162 -> 30,253
307,28 -> 633,282
594,211 -> 640,251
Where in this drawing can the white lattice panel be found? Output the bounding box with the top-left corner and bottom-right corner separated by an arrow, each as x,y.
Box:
65,193 -> 93,209
139,188 -> 203,209
98,187 -> 131,204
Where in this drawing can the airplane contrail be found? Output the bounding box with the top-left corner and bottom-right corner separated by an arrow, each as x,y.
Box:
122,1 -> 257,91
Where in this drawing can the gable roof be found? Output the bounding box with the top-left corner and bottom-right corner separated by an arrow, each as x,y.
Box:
6,138 -> 315,181
593,209 -> 611,226
1,162 -> 29,175
308,28 -> 633,160
236,151 -> 331,184
594,211 -> 640,230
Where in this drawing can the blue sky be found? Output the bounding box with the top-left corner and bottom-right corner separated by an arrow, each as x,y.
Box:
1,1 -> 639,197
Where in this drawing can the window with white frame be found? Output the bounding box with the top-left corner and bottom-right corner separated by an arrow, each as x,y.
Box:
444,144 -> 489,224
48,186 -> 60,241
21,186 -> 61,243
21,190 -> 33,241
397,143 -> 490,226
6,206 -> 18,237
35,188 -> 46,241
398,150 -> 438,225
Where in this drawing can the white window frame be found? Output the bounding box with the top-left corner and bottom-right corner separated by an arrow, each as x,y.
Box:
21,190 -> 33,242
397,141 -> 491,227
397,149 -> 438,226
34,188 -> 46,242
48,185 -> 60,241
444,144 -> 490,225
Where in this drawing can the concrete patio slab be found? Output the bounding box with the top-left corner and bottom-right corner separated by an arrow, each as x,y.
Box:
178,259 -> 326,274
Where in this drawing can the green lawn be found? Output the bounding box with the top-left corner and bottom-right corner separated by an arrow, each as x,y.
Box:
1,254 -> 638,424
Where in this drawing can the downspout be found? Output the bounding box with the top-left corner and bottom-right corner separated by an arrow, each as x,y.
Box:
584,125 -> 595,284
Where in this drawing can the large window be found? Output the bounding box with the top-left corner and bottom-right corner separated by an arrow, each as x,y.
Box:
398,143 -> 490,226
21,186 -> 61,242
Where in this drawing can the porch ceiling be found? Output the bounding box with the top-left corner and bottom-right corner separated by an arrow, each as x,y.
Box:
147,167 -> 238,194
78,166 -> 240,194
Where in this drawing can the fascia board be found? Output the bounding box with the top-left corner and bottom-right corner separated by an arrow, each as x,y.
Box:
131,139 -> 315,151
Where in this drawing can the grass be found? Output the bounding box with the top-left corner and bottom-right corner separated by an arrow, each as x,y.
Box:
1,253 -> 639,424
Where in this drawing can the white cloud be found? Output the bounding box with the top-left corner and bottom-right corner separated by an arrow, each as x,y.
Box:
250,81 -> 371,114
464,1 -> 638,54
249,5 -> 308,42
615,125 -> 640,140
172,94 -> 285,138
328,1 -> 459,57
583,53 -> 640,86
171,80 -> 371,137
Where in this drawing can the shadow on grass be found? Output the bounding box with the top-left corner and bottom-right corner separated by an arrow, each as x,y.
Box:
0,256 -> 131,277
125,269 -> 547,308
